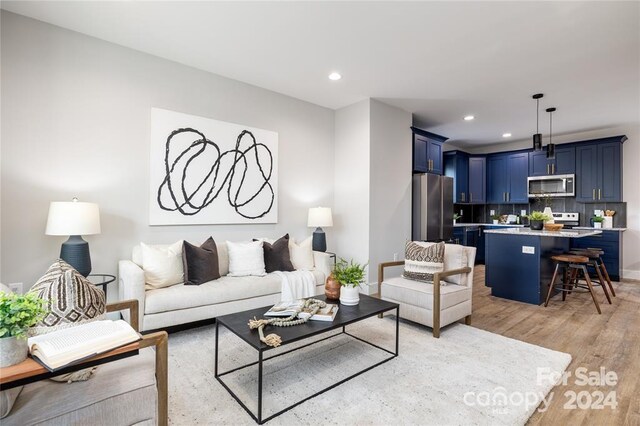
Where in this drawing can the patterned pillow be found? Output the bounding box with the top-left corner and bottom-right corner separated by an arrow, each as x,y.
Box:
29,260 -> 106,383
403,241 -> 445,283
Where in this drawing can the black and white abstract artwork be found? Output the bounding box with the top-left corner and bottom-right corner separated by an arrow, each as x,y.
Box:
149,108 -> 278,225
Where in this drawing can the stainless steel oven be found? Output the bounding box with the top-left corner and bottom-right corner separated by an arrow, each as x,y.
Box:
527,174 -> 575,198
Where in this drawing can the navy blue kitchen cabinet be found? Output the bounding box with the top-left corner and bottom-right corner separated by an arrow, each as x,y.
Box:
487,154 -> 508,203
528,146 -> 575,176
576,137 -> 624,202
444,151 -> 469,203
412,127 -> 448,174
570,230 -> 622,281
487,152 -> 528,203
468,156 -> 486,203
452,227 -> 465,245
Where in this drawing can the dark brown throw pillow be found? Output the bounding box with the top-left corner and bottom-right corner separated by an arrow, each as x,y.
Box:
182,237 -> 220,285
255,234 -> 295,273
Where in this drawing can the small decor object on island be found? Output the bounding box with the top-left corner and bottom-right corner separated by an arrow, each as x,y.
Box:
333,258 -> 367,306
527,211 -> 551,230
325,273 -> 341,300
308,207 -> 333,252
593,216 -> 604,229
453,213 -> 461,225
0,292 -> 46,367
603,210 -> 615,229
491,214 -> 501,225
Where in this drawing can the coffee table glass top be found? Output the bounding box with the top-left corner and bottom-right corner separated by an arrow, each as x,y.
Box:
216,294 -> 398,351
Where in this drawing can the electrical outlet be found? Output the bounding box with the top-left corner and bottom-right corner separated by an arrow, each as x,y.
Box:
490,210 -> 495,216
521,210 -> 527,216
8,282 -> 24,294
522,246 -> 535,255
393,253 -> 398,261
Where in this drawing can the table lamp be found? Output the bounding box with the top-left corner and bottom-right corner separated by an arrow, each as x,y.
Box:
46,198 -> 101,277
308,207 -> 333,252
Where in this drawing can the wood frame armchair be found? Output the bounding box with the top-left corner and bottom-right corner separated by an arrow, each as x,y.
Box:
378,260 -> 472,338
108,300 -> 168,426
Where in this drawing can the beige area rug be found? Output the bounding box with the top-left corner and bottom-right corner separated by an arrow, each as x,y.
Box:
168,316 -> 571,425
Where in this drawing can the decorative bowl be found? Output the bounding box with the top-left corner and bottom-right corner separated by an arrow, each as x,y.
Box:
544,223 -> 564,231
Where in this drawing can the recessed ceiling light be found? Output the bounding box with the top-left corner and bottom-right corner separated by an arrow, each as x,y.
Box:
328,72 -> 342,81
464,115 -> 475,121
502,133 -> 512,138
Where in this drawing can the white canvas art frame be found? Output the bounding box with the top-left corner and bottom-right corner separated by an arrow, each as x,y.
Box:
149,108 -> 278,225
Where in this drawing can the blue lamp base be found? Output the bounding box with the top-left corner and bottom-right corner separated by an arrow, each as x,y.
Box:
312,227 -> 327,252
60,235 -> 92,277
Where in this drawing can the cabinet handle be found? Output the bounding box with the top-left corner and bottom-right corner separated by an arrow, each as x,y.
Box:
552,164 -> 555,174
547,164 -> 550,174
593,189 -> 596,200
508,192 -> 510,202
470,193 -> 473,203
598,188 -> 601,200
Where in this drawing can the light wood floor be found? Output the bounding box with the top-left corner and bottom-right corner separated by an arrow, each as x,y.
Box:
468,265 -> 640,425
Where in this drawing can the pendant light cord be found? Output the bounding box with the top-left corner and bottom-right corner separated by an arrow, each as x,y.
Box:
536,98 -> 539,133
549,110 -> 552,144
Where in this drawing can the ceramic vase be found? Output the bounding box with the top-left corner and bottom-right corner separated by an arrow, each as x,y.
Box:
325,273 -> 341,300
603,217 -> 613,229
339,285 -> 360,306
543,207 -> 554,223
530,220 -> 544,230
0,336 -> 28,367
594,222 -> 602,229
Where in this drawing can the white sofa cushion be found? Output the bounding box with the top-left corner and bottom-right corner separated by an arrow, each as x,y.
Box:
289,236 -> 314,270
381,276 -> 471,310
144,271 -> 326,314
134,241 -> 230,277
227,241 -> 266,277
140,241 -> 184,289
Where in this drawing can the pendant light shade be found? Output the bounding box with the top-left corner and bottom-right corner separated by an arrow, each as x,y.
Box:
546,107 -> 556,159
532,94 -> 544,151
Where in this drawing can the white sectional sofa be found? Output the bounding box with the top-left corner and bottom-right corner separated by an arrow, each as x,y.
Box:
119,242 -> 333,331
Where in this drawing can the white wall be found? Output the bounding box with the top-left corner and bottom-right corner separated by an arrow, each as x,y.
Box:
461,124 -> 640,280
0,11 -> 335,290
369,99 -> 412,288
333,99 -> 371,279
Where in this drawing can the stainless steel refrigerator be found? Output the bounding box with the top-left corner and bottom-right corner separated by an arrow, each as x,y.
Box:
412,174 -> 454,242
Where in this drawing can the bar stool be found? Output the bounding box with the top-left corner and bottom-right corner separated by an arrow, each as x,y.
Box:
568,249 -> 613,304
584,247 -> 616,297
544,254 -> 601,314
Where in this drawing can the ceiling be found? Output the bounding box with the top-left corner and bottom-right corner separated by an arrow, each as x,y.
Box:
2,1 -> 639,147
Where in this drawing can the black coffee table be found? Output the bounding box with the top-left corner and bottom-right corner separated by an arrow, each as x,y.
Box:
215,294 -> 399,424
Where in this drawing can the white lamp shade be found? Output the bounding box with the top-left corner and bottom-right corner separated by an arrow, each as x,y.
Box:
46,201 -> 101,236
308,207 -> 333,227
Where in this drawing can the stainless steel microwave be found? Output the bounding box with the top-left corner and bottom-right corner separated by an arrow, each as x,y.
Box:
527,174 -> 575,198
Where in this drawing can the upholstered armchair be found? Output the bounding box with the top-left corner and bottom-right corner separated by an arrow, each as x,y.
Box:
2,300 -> 168,425
378,244 -> 476,338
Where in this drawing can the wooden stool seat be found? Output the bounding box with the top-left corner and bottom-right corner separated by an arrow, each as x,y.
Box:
551,254 -> 589,263
568,249 -> 616,298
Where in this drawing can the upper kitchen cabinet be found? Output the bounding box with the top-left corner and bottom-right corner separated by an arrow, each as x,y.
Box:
487,152 -> 528,203
412,127 -> 448,174
468,156 -> 486,203
444,151 -> 469,203
576,136 -> 625,202
528,146 -> 575,176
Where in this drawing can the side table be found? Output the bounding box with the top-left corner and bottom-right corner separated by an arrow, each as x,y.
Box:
88,273 -> 116,299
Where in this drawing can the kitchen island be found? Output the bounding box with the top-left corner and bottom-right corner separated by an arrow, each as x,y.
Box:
484,228 -> 602,305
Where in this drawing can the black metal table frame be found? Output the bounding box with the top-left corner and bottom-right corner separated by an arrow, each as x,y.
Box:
214,305 -> 400,424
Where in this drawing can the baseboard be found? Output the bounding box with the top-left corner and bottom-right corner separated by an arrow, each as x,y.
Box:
622,269 -> 640,281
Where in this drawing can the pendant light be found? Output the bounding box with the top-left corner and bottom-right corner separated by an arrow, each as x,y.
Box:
532,93 -> 544,151
546,107 -> 556,159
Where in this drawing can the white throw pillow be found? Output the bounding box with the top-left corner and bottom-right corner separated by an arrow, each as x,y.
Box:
289,236 -> 315,270
414,241 -> 468,285
227,241 -> 266,277
141,241 -> 184,289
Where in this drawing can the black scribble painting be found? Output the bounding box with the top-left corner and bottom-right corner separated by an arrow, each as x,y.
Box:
150,109 -> 278,225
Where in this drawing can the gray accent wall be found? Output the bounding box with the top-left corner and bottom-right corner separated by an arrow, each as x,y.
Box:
1,11 -> 335,290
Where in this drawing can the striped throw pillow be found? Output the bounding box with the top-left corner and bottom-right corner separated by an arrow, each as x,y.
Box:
403,241 -> 445,283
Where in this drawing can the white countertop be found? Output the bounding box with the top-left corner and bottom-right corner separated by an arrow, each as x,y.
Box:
574,226 -> 626,232
454,223 -> 525,228
484,228 -> 602,238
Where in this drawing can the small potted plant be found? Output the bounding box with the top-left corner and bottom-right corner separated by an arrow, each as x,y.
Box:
333,258 -> 367,306
491,214 -> 501,225
453,213 -> 461,225
593,216 -> 604,229
0,291 -> 46,367
526,211 -> 551,230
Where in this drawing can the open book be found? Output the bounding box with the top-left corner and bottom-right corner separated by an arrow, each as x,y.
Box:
27,320 -> 141,371
264,300 -> 305,317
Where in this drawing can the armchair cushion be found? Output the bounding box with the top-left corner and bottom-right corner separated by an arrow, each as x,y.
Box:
413,242 -> 469,286
403,241 -> 445,282
382,276 -> 471,311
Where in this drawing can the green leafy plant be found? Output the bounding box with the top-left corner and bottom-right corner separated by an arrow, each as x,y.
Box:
0,292 -> 47,339
491,214 -> 501,221
333,258 -> 368,288
526,211 -> 551,221
593,216 -> 604,223
453,213 -> 462,221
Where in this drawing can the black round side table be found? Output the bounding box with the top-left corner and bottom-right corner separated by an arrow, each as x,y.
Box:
88,274 -> 116,299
